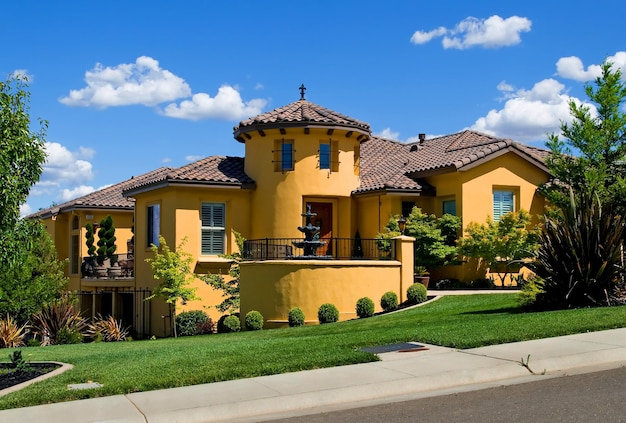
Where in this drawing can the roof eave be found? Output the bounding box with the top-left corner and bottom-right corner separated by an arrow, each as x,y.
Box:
234,122 -> 371,143
123,179 -> 255,198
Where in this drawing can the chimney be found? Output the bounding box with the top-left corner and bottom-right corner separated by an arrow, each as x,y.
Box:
418,133 -> 426,145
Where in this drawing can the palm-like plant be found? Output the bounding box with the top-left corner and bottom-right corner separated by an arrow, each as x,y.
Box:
528,189 -> 625,308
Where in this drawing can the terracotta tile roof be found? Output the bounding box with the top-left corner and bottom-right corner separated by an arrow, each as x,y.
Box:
123,156 -> 254,195
233,99 -> 371,141
356,130 -> 550,194
29,167 -> 173,218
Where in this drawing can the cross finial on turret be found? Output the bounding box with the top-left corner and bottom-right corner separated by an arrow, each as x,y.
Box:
299,84 -> 306,100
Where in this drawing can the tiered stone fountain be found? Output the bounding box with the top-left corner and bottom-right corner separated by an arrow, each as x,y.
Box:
292,204 -> 330,259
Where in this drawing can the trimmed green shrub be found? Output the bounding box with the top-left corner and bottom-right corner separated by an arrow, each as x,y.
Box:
222,315 -> 241,333
380,291 -> 398,312
244,310 -> 264,331
355,297 -> 375,318
56,327 -> 84,345
288,307 -> 305,327
517,276 -> 545,309
317,303 -> 339,324
407,283 -> 427,304
175,310 -> 214,336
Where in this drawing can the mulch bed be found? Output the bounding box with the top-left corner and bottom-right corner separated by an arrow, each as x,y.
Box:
0,363 -> 61,390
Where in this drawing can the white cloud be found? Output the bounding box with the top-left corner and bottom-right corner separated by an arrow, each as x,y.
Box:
410,27 -> 447,44
185,155 -> 204,162
411,15 -> 531,50
556,51 -> 626,82
471,78 -> 592,141
375,128 -> 400,140
41,142 -> 94,185
19,203 -> 33,217
161,85 -> 267,121
59,56 -> 191,108
60,185 -> 96,201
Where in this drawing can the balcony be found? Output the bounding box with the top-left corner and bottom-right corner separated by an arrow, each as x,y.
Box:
81,254 -> 134,280
242,238 -> 394,261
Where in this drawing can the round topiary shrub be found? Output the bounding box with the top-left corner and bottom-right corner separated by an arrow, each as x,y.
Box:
317,303 -> 339,324
175,310 -> 214,336
355,297 -> 375,318
407,283 -> 428,305
288,307 -> 305,327
244,310 -> 264,331
221,315 -> 241,333
380,291 -> 398,312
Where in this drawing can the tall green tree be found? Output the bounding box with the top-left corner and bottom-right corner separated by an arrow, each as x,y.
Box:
145,236 -> 199,337
0,76 -> 47,267
0,221 -> 68,323
542,60 -> 626,212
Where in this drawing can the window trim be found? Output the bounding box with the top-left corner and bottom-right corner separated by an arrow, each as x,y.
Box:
147,203 -> 160,248
201,202 -> 226,255
274,139 -> 295,172
442,199 -> 456,216
493,190 -> 514,222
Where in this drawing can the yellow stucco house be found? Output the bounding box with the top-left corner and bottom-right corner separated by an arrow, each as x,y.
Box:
32,89 -> 550,336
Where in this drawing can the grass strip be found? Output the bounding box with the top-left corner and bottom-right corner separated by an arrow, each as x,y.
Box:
2,293 -> 626,409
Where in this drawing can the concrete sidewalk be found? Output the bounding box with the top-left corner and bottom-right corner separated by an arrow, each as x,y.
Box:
2,326 -> 626,423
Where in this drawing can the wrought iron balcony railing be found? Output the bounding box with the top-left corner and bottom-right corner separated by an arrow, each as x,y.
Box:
243,238 -> 394,261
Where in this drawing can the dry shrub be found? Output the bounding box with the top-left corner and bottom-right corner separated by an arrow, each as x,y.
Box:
0,315 -> 29,348
87,315 -> 130,342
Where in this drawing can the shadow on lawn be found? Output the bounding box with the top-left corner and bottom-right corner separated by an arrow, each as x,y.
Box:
461,305 -> 524,315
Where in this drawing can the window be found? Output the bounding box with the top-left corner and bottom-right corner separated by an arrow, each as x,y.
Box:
442,199 -> 456,216
274,139 -> 294,172
147,204 -> 160,247
70,234 -> 79,274
402,201 -> 415,218
354,143 -> 360,175
201,203 -> 225,255
319,141 -> 339,171
319,143 -> 330,169
493,190 -> 514,221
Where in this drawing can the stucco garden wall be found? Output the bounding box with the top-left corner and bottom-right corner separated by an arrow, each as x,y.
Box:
240,260 -> 402,328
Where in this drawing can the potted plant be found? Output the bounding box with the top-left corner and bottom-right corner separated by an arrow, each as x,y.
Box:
95,215 -> 119,278
414,266 -> 430,287
81,222 -> 97,277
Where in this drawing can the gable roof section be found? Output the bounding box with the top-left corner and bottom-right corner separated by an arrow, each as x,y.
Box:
29,167 -> 173,219
233,99 -> 371,142
355,130 -> 550,195
123,156 -> 254,196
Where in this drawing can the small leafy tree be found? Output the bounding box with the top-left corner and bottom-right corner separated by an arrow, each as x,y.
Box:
200,231 -> 245,314
0,221 -> 67,323
458,210 -> 539,286
145,236 -> 199,337
377,207 -> 460,272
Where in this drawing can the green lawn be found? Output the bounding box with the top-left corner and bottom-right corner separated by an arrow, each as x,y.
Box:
2,293 -> 626,409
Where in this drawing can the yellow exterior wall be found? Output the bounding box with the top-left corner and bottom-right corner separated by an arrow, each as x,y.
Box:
38,210 -> 134,292
132,185 -> 253,336
244,128 -> 361,239
240,260 -> 401,328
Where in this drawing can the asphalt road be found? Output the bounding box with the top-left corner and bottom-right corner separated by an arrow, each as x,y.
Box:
265,366 -> 626,422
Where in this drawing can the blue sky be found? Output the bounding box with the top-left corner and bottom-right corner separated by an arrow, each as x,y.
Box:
4,1 -> 626,214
